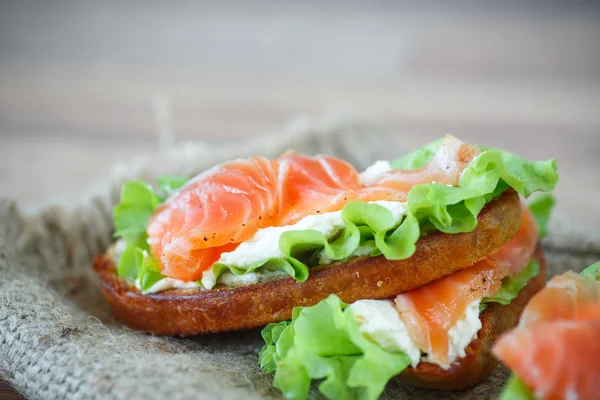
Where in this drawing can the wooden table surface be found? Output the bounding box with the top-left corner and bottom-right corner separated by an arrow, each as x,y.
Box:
1,2 -> 599,398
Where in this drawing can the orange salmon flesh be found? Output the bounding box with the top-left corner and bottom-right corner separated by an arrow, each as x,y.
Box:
493,269 -> 600,400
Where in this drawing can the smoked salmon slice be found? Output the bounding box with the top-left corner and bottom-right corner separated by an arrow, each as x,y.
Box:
147,157 -> 281,280
494,321 -> 600,400
493,271 -> 600,400
518,271 -> 598,328
274,151 -> 362,225
394,206 -> 538,368
146,135 -> 480,281
358,134 -> 480,202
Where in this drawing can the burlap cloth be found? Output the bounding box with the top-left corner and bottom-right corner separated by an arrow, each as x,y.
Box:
1,118 -> 599,400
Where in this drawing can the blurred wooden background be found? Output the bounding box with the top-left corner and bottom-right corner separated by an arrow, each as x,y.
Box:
0,1 -> 599,397
1,1 -> 600,222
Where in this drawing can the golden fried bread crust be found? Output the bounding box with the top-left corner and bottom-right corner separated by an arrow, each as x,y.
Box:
93,189 -> 521,336
398,245 -> 546,390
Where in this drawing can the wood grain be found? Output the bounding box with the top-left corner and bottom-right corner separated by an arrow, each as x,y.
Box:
1,1 -> 599,397
0,383 -> 23,400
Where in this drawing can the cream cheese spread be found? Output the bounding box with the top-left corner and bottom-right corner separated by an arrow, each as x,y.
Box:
350,298 -> 482,370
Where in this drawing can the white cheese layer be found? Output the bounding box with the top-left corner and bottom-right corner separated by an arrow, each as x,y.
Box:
216,269 -> 288,287
348,299 -> 421,367
358,160 -> 392,185
201,200 -> 407,289
350,298 -> 482,370
216,210 -> 345,268
135,277 -> 200,294
440,299 -> 482,366
134,269 -> 290,294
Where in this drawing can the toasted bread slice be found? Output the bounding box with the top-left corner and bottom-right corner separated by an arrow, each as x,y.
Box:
398,245 -> 546,390
93,189 -> 521,336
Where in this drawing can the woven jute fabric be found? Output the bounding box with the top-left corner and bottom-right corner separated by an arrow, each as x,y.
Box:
1,117 -> 599,400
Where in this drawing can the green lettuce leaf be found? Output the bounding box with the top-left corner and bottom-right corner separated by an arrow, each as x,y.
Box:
259,295 -> 411,400
259,320 -> 291,374
528,193 -> 555,238
481,260 -> 539,310
157,176 -> 189,196
460,149 -> 558,198
113,181 -> 162,242
112,176 -> 188,289
407,149 -> 558,234
581,261 -> 600,281
500,375 -> 536,400
136,249 -> 165,291
117,239 -> 145,280
389,137 -> 443,170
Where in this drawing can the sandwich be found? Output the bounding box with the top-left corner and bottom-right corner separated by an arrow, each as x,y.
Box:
93,135 -> 558,394
493,261 -> 600,400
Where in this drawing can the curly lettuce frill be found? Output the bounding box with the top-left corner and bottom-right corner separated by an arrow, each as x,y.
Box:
112,177 -> 191,291
259,295 -> 412,400
581,261 -> 600,281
